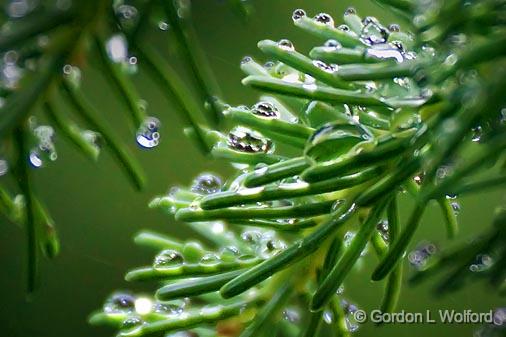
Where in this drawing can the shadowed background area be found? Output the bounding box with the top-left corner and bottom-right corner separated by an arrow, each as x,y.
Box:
0,0 -> 503,336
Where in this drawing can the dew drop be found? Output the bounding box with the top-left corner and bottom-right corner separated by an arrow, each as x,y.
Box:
277,39 -> 294,51
344,7 -> 356,16
312,60 -> 338,73
0,159 -> 8,176
408,241 -> 437,270
366,43 -> 404,62
7,0 -> 34,18
388,23 -> 400,32
116,4 -> 138,22
360,16 -> 388,45
158,21 -> 169,31
200,253 -> 220,266
283,308 -> 300,323
451,201 -> 461,215
121,316 -> 144,329
136,116 -> 161,149
251,102 -> 279,119
241,230 -> 262,244
493,307 -> 506,326
191,173 -> 222,195
376,220 -> 389,242
338,24 -> 350,32
314,13 -> 334,26
471,126 -> 482,142
240,56 -> 252,64
324,39 -> 342,49
469,254 -> 494,273
227,127 -> 273,153
81,130 -> 102,153
62,64 -> 81,88
30,124 -> 57,168
292,8 -> 306,21
104,292 -> 136,313
153,250 -> 184,270
323,310 -> 334,324
106,34 -> 128,63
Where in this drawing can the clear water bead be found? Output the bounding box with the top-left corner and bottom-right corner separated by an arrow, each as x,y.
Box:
227,127 -> 273,153
104,292 -> 136,313
191,173 -> 222,195
360,16 -> 388,45
30,125 -> 57,168
0,159 -> 8,176
136,116 -> 161,148
344,7 -> 356,15
121,317 -> 143,329
314,13 -> 334,26
106,34 -> 128,63
277,39 -> 294,51
251,102 -> 279,119
312,60 -> 338,73
292,9 -> 306,21
153,250 -> 184,270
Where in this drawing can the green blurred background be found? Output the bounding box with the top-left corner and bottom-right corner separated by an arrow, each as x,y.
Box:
0,0 -> 503,336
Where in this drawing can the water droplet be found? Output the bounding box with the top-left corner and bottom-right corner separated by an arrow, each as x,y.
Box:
104,292 -> 136,313
360,16 -> 388,45
343,231 -> 355,247
136,116 -> 161,149
314,13 -> 334,26
158,21 -> 169,31
471,126 -> 482,142
200,253 -> 220,266
376,220 -> 389,242
451,201 -> 461,215
106,34 -> 128,63
469,254 -> 494,272
277,39 -> 294,51
155,299 -> 187,315
251,102 -> 279,119
81,130 -> 102,153
408,241 -> 437,270
153,250 -> 184,270
292,8 -> 306,21
338,24 -> 350,32
493,307 -> 506,326
116,4 -> 138,24
388,23 -> 400,32
283,308 -> 300,323
191,173 -> 222,195
220,246 -> 241,262
62,64 -> 81,88
323,310 -> 334,324
413,173 -> 424,185
263,61 -> 275,69
1,52 -> 23,89
324,39 -> 341,49
227,127 -> 273,153
0,159 -> 8,176
241,56 -> 252,64
344,7 -> 356,16
30,124 -> 57,168
122,316 -> 144,329
312,60 -> 338,73
241,230 -> 262,244
366,43 -> 404,63
7,0 -> 34,18
336,284 -> 345,294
